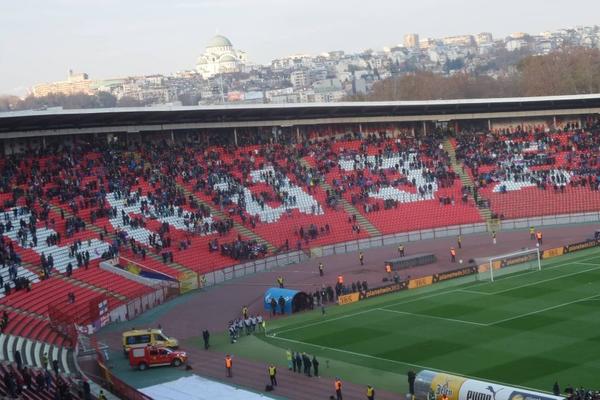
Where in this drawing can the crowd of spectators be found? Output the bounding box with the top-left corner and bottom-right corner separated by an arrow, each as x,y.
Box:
0,361 -> 77,399
1,120 -> 599,292
455,120 -> 600,193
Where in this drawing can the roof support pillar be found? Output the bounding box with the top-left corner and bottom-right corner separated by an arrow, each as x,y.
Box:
296,126 -> 300,143
234,128 -> 238,146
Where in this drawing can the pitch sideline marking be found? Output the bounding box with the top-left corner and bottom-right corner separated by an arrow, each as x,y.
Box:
265,332 -> 554,394
376,308 -> 487,327
272,287 -> 464,337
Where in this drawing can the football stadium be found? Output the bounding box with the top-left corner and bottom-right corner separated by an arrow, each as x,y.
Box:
1,95 -> 600,399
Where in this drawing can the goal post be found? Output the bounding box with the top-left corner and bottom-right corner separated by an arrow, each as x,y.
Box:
480,247 -> 542,282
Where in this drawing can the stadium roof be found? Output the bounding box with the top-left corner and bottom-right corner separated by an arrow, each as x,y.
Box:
1,94 -> 600,138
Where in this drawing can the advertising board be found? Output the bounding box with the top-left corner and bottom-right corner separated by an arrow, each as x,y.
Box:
363,280 -> 408,299
433,266 -> 477,283
408,275 -> 434,289
338,292 -> 360,305
542,247 -> 564,259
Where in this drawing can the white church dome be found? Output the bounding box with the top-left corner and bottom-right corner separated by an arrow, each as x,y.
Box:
207,35 -> 233,48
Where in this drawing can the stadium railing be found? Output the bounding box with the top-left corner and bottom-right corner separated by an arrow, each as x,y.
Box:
92,336 -> 153,400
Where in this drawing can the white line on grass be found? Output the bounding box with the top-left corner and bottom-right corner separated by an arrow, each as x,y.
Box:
376,308 -> 487,327
459,264 -> 600,296
265,332 -> 555,394
273,287 -> 464,336
488,293 -> 600,326
465,252 -> 600,291
573,261 -> 599,266
272,308 -> 375,337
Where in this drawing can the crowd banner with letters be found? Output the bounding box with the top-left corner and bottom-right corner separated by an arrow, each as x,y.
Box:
178,271 -> 199,294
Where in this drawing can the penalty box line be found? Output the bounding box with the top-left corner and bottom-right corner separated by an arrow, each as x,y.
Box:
457,262 -> 600,296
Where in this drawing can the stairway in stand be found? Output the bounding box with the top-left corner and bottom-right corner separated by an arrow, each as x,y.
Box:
442,138 -> 496,230
298,159 -> 381,238
176,184 -> 277,253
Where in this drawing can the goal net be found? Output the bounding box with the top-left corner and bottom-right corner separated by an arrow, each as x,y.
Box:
478,248 -> 541,282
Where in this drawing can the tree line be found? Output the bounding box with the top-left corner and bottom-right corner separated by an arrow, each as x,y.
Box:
1,47 -> 600,112
0,92 -> 146,112
350,47 -> 600,101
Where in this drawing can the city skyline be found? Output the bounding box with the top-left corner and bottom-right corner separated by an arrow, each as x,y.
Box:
1,0 -> 600,96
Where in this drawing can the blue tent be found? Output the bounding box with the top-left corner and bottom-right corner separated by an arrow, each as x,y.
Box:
264,287 -> 311,314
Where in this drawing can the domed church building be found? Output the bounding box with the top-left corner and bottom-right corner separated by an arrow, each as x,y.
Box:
195,35 -> 248,79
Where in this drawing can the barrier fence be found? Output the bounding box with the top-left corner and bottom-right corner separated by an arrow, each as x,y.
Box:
92,336 -> 153,400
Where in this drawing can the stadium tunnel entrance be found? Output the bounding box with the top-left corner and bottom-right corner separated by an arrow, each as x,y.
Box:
263,287 -> 312,314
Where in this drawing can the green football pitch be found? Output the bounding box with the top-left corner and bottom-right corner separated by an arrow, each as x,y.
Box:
263,247 -> 600,393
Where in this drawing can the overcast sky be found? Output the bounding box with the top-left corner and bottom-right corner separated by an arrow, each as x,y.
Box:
1,0 -> 599,95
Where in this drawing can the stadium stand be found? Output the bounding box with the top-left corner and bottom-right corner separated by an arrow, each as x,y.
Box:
1,110 -> 600,398
455,119 -> 600,219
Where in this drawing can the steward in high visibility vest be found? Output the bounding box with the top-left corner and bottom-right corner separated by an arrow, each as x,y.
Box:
225,355 -> 232,377
530,226 -> 536,240
268,365 -> 277,386
335,377 -> 343,400
286,349 -> 293,370
367,385 -> 375,400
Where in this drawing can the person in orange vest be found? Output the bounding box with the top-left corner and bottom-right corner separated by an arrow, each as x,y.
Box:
225,354 -> 232,377
441,394 -> 449,400
450,247 -> 456,263
536,231 -> 543,245
359,251 -> 364,266
335,377 -> 343,400
337,275 -> 344,285
385,264 -> 392,278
